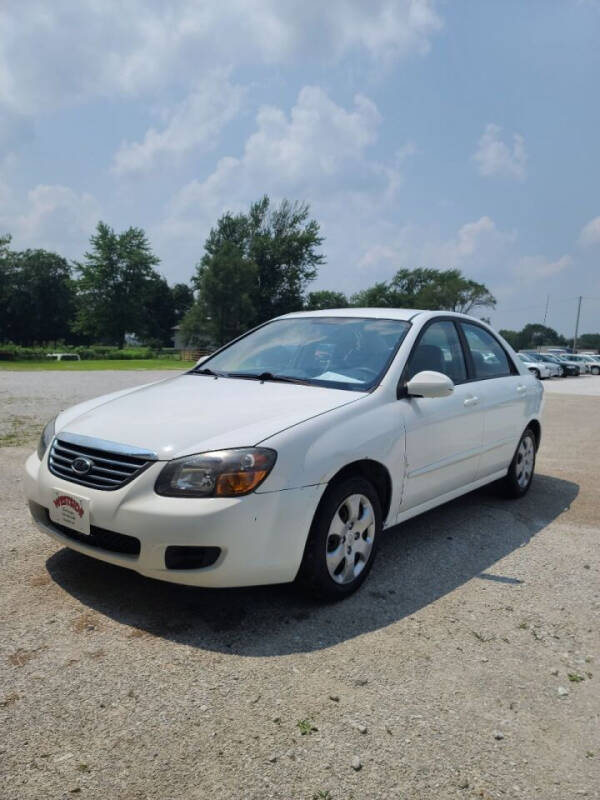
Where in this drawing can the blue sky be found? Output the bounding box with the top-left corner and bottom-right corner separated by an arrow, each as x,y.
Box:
1,0 -> 599,335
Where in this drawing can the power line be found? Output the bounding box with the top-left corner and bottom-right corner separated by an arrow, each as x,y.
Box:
498,295 -> 599,315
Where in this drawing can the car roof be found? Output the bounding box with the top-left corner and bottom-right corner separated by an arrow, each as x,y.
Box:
276,308 -> 484,323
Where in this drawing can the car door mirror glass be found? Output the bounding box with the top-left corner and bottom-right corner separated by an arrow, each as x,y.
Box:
406,370 -> 455,398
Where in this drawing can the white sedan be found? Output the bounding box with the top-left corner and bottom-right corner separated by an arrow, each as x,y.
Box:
517,353 -> 552,379
26,309 -> 543,599
565,353 -> 600,374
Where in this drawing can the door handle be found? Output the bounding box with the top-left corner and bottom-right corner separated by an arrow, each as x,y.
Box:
516,385 -> 526,393
463,396 -> 479,407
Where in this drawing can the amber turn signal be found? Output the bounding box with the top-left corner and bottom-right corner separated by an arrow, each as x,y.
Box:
215,470 -> 269,496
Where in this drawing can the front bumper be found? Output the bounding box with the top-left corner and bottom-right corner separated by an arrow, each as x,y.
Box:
25,452 -> 325,587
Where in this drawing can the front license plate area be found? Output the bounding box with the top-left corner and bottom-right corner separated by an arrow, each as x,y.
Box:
49,489 -> 91,535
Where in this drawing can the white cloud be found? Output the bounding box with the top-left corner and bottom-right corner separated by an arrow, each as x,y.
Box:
0,185 -> 100,257
163,86 -> 388,229
578,215 -> 600,246
0,1 -> 442,112
423,216 -> 516,264
513,254 -> 572,281
473,123 -> 527,181
154,85 -> 411,282
112,71 -> 244,175
358,216 -> 516,277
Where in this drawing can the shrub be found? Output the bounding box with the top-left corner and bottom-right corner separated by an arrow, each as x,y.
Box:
0,344 -> 160,361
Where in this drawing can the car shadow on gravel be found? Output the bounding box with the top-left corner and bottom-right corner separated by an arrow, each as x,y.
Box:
46,472 -> 578,656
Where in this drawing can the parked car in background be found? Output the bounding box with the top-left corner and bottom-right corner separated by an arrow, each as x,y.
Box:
26,309 -> 543,599
517,353 -> 551,380
567,353 -> 600,374
46,353 -> 81,362
531,352 -> 569,377
521,350 -> 568,378
557,354 -> 586,374
579,355 -> 600,375
527,351 -> 578,376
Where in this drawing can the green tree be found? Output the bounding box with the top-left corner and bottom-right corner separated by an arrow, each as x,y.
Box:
351,268 -> 496,313
12,249 -> 76,344
0,234 -> 15,341
74,222 -> 160,348
248,196 -> 324,321
304,290 -> 348,310
137,274 -> 176,347
0,240 -> 76,345
184,196 -> 324,346
498,329 -> 519,349
171,282 -> 194,322
350,282 -> 395,307
578,333 -> 600,351
499,323 -> 567,351
183,241 -> 257,346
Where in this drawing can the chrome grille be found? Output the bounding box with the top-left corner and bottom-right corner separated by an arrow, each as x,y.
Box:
48,433 -> 157,491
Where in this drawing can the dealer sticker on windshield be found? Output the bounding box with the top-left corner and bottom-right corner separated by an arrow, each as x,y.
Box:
49,490 -> 91,535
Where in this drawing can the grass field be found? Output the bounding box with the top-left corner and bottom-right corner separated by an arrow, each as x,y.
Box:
0,358 -> 195,371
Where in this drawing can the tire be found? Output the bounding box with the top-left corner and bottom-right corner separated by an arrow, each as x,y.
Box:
296,476 -> 382,600
502,427 -> 536,499
591,366 -> 600,376
532,368 -> 540,380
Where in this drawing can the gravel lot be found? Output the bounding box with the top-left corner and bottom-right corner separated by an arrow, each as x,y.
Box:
1,371 -> 599,800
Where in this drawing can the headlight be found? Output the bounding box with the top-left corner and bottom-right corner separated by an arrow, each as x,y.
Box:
37,417 -> 56,461
155,448 -> 277,498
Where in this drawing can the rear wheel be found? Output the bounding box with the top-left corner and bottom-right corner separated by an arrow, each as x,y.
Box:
502,428 -> 536,498
296,477 -> 381,600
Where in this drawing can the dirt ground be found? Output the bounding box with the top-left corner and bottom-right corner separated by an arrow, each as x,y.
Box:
1,371 -> 598,800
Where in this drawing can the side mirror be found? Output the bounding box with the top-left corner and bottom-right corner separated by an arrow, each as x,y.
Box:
406,370 -> 454,399
195,355 -> 209,367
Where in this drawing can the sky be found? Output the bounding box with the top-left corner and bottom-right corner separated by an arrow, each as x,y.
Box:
1,0 -> 599,337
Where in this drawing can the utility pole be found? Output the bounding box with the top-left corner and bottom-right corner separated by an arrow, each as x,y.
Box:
543,294 -> 550,326
540,294 -> 550,352
573,295 -> 582,353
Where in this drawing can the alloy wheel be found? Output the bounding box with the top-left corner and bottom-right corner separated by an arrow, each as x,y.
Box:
515,435 -> 535,490
325,494 -> 375,585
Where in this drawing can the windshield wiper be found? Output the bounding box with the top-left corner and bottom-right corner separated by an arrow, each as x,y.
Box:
192,367 -> 225,377
228,371 -> 308,385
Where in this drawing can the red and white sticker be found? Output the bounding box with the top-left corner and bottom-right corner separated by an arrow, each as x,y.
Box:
49,490 -> 90,535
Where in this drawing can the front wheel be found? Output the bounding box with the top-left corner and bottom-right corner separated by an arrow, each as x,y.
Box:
502,428 -> 536,498
296,477 -> 382,600
591,366 -> 600,376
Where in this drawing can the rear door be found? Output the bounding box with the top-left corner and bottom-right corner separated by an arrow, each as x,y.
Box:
399,319 -> 486,513
458,322 -> 527,479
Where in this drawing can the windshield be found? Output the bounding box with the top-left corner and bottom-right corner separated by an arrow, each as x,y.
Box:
196,317 -> 411,391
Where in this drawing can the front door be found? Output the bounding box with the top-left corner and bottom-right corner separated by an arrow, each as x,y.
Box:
398,320 -> 485,514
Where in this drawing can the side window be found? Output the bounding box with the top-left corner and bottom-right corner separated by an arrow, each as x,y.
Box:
406,321 -> 467,383
461,323 -> 512,379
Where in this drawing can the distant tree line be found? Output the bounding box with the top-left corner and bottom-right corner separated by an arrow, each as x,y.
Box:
4,195 -> 594,352
499,324 -> 600,352
0,227 -> 193,348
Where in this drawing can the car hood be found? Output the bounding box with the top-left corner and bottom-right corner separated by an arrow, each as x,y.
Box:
55,373 -> 363,459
